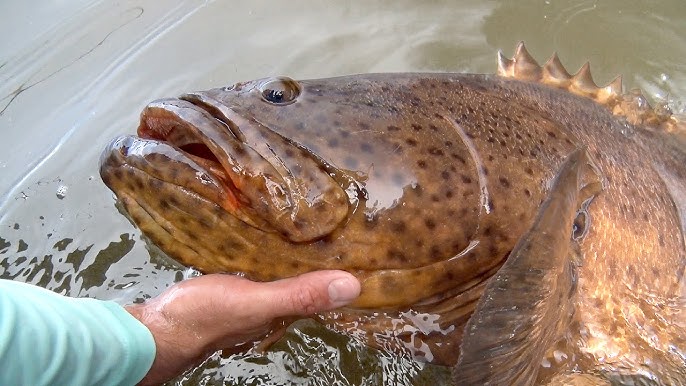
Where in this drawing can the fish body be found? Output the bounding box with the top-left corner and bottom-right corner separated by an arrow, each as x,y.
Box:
100,44 -> 686,384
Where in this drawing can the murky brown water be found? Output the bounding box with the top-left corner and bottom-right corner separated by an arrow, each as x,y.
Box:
1,1 -> 684,385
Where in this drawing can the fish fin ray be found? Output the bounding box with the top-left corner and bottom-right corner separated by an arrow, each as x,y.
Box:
453,149 -> 601,385
497,42 -> 676,132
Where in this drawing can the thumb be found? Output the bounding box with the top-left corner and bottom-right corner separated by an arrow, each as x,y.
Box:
260,270 -> 361,318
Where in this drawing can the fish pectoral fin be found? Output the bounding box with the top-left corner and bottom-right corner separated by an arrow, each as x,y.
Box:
453,148 -> 600,385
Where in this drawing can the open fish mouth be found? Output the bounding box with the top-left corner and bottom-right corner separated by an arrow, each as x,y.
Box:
100,94 -> 351,242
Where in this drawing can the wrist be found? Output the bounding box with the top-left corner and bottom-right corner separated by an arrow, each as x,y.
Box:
125,302 -> 211,385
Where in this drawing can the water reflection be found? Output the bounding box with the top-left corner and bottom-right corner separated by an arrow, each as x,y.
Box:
0,0 -> 684,385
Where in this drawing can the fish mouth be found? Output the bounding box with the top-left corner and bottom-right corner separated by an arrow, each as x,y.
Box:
101,94 -> 350,242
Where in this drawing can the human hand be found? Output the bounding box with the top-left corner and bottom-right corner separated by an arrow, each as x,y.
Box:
125,270 -> 361,385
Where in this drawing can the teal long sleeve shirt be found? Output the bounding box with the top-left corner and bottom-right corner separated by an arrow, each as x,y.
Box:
0,279 -> 156,386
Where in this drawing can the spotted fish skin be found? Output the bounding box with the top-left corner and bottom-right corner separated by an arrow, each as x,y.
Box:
100,47 -> 686,382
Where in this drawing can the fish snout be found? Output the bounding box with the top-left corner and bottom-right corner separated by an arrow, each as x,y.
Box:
130,96 -> 350,242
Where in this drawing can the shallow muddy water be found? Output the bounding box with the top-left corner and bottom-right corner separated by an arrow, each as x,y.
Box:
1,1 -> 685,385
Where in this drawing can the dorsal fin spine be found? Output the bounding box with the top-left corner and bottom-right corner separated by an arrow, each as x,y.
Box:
497,42 -> 678,132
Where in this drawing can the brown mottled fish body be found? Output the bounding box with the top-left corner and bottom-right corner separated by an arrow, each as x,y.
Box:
100,44 -> 686,384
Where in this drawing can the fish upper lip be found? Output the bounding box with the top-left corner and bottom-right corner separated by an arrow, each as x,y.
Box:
136,98 -> 244,205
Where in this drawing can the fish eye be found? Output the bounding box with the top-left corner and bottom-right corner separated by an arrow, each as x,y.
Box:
259,77 -> 301,105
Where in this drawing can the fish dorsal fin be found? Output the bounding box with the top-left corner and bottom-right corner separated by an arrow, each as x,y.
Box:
497,42 -> 682,133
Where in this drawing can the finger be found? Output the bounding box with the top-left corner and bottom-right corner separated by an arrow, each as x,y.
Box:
259,270 -> 361,318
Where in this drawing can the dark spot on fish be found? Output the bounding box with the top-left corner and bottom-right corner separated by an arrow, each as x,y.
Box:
428,147 -> 444,156
133,178 -> 144,190
525,167 -> 534,175
659,234 -> 665,247
360,143 -> 373,153
327,138 -> 339,148
488,242 -> 499,257
627,264 -> 636,279
290,261 -> 300,269
343,156 -> 359,169
429,124 -> 440,132
430,245 -> 441,259
387,249 -> 408,263
460,174 -> 472,184
159,200 -> 170,210
445,141 -> 453,147
451,153 -> 467,164
388,125 -> 401,131
406,138 -> 418,146
546,131 -> 557,138
431,194 -> 440,202
391,221 -> 406,233
441,170 -> 450,180
412,124 -> 423,131
498,177 -> 511,188
198,219 -> 212,230
424,218 -> 436,230
445,190 -> 454,198
417,160 -> 427,169
313,202 -> 328,213
358,122 -> 370,130
149,178 -> 163,190
524,188 -> 532,197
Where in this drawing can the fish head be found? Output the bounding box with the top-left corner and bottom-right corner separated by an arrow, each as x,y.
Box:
100,74 -> 485,305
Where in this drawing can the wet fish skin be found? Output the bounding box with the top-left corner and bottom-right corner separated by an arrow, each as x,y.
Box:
100,47 -> 686,382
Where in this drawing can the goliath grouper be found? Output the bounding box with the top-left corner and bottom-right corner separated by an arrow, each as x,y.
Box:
100,44 -> 686,385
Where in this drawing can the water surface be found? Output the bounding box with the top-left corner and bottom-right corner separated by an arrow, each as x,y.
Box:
1,1 -> 684,385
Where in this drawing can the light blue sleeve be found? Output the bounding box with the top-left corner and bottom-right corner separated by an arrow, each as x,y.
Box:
0,279 -> 156,386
